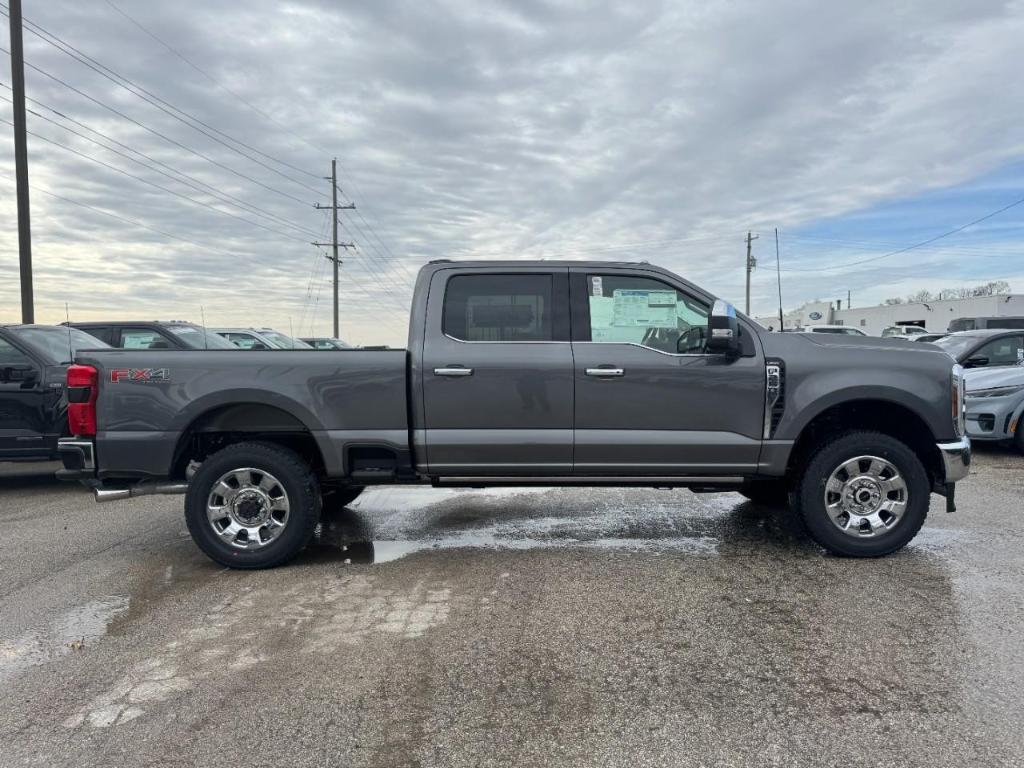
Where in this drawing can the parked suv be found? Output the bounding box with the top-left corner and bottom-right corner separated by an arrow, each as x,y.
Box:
0,324 -> 108,461
68,321 -> 237,350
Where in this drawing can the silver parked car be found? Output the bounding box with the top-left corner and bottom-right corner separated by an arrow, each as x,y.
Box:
212,328 -> 313,350
964,365 -> 1024,452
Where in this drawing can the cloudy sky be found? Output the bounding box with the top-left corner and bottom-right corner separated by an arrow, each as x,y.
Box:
2,0 -> 1023,345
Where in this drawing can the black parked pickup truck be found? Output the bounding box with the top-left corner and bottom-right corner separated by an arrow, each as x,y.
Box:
0,324 -> 109,462
58,261 -> 971,567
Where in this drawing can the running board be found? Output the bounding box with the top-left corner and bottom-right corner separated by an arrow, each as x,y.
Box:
431,476 -> 745,488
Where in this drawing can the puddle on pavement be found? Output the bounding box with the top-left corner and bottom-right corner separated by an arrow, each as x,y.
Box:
0,596 -> 128,682
305,498 -> 722,565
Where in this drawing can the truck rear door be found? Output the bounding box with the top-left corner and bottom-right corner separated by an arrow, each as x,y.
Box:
419,267 -> 573,475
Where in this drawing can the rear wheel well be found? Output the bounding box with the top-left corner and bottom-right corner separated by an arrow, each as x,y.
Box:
787,400 -> 942,485
170,403 -> 325,480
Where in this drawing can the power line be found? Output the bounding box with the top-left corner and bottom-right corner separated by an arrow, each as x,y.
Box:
0,174 -> 279,264
101,0 -> 329,168
0,86 -> 321,240
778,194 -> 1024,273
0,44 -> 316,208
0,4 -> 323,195
0,116 -> 315,244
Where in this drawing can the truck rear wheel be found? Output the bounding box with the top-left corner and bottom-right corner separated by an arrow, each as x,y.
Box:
184,441 -> 321,569
794,431 -> 929,557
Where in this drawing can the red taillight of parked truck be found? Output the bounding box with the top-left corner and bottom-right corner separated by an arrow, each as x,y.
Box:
67,364 -> 99,437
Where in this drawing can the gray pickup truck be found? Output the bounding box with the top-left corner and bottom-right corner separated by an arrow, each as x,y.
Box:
58,260 -> 970,567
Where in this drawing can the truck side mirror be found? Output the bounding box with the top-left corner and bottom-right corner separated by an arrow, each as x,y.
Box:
964,355 -> 989,368
706,300 -> 739,355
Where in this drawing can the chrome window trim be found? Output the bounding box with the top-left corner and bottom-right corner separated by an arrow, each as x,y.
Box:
442,333 -> 569,345
572,341 -> 718,358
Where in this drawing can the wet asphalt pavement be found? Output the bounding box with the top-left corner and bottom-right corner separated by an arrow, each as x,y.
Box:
1,450 -> 1022,767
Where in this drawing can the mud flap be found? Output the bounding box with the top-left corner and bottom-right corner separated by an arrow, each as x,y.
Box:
945,482 -> 956,513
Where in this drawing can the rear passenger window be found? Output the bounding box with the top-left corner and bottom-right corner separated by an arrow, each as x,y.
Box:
443,275 -> 553,342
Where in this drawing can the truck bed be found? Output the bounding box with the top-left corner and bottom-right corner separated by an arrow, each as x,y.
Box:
75,349 -> 410,479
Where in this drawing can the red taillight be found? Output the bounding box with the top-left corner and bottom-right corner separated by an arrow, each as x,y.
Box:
67,364 -> 99,437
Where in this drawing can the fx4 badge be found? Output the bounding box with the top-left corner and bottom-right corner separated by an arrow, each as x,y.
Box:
110,368 -> 170,384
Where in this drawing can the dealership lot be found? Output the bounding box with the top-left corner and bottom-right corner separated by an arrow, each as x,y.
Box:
1,451 -> 1022,767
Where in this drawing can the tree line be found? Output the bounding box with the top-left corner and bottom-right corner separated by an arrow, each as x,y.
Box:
883,281 -> 1011,305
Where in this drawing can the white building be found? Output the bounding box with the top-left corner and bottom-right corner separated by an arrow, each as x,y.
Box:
755,294 -> 1024,336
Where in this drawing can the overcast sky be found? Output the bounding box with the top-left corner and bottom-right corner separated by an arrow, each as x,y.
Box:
2,0 -> 1023,344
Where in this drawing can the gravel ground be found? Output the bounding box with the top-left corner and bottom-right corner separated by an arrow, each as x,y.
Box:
0,449 -> 1022,767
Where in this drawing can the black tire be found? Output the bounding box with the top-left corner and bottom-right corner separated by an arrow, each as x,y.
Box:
184,441 -> 321,569
794,431 -> 929,557
738,479 -> 790,506
1015,422 -> 1024,455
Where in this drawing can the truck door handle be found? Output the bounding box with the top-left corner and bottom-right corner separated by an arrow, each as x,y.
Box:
585,367 -> 625,378
434,366 -> 474,377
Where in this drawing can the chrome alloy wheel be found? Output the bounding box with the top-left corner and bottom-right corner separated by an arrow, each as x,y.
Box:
206,468 -> 290,549
823,455 -> 908,538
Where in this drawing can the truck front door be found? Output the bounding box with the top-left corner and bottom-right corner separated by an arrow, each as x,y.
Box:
569,268 -> 764,476
0,336 -> 48,458
419,268 -> 573,475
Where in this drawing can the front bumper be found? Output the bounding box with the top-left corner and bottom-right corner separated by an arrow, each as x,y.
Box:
936,437 -> 971,483
56,437 -> 96,482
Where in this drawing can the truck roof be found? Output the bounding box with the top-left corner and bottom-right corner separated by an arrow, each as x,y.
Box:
425,259 -> 658,269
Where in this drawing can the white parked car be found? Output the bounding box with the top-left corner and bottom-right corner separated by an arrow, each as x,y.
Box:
881,325 -> 930,339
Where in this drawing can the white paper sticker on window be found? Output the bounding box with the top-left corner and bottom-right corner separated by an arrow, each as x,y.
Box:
611,289 -> 677,328
591,276 -> 603,297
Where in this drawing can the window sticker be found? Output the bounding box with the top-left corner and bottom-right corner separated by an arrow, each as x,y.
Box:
611,289 -> 677,328
591,276 -> 603,297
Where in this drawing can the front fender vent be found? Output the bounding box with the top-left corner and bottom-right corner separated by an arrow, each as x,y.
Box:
764,358 -> 785,439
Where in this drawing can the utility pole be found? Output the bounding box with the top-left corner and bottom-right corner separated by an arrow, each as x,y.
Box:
745,231 -> 759,315
313,159 -> 355,338
774,228 -> 783,330
8,0 -> 34,323
847,289 -> 851,310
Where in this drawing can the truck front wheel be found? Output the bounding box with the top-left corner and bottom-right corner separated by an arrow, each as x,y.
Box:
184,441 -> 321,569
794,431 -> 930,557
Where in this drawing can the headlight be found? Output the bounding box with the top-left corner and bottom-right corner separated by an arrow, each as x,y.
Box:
951,364 -> 965,436
966,384 -> 1024,399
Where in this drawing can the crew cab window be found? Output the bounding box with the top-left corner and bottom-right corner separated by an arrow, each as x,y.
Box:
972,336 -> 1024,366
443,274 -> 553,342
586,274 -> 710,354
0,337 -> 32,366
120,329 -> 172,349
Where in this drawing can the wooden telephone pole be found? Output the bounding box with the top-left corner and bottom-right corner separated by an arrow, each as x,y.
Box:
313,159 -> 355,338
744,231 -> 759,315
8,0 -> 34,322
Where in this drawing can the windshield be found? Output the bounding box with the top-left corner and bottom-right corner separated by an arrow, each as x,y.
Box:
933,335 -> 981,358
261,331 -> 313,349
166,325 -> 239,350
8,327 -> 110,363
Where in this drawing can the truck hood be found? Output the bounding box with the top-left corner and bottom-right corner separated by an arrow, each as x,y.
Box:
964,365 -> 1024,392
764,331 -> 954,358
